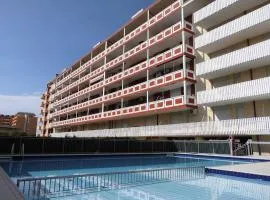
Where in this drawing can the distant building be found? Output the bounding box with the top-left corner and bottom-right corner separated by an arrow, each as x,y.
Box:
0,115 -> 13,127
0,112 -> 37,136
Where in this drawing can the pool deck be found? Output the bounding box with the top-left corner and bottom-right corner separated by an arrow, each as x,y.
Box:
0,167 -> 24,200
208,161 -> 270,176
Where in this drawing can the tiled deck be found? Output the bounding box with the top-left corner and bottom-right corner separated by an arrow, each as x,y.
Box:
208,161 -> 270,176
0,166 -> 24,200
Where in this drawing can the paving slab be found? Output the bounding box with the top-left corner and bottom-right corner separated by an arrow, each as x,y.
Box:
0,167 -> 25,200
208,161 -> 270,176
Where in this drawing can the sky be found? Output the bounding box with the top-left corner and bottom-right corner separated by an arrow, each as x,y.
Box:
0,0 -> 154,115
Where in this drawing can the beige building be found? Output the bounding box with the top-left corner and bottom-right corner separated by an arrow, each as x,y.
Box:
40,0 -> 270,140
0,113 -> 37,136
0,115 -> 13,127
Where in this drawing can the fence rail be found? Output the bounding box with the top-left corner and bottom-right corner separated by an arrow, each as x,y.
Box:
17,166 -> 205,199
0,137 -> 231,155
233,140 -> 270,156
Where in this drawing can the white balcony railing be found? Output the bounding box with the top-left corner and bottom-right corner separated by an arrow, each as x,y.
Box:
195,4 -> 270,53
51,117 -> 270,138
197,77 -> 270,106
194,0 -> 268,28
196,39 -> 270,79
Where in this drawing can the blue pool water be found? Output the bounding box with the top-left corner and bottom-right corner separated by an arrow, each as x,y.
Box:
0,155 -> 252,178
0,154 -> 269,200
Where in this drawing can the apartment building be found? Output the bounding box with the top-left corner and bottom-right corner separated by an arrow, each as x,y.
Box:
41,0 -> 270,140
40,81 -> 55,136
11,112 -> 37,135
0,115 -> 13,127
0,113 -> 37,135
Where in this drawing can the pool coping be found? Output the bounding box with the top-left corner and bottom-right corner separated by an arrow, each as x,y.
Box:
2,152 -> 269,161
0,167 -> 25,200
175,153 -> 270,162
205,168 -> 270,181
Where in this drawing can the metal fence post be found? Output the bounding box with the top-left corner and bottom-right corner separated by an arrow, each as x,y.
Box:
114,138 -> 116,153
10,143 -> 14,155
247,139 -> 251,156
128,139 -> 130,153
212,141 -> 215,154
62,138 -> 65,154
229,138 -> 233,156
42,138 -> 45,154
81,138 -> 84,153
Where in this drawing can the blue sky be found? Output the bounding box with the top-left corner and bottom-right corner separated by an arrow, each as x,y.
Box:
0,0 -> 154,115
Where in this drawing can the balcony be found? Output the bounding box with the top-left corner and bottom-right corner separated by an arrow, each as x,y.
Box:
52,95 -> 196,128
52,117 -> 270,138
195,4 -> 270,54
55,21 -> 194,98
40,101 -> 45,107
197,77 -> 270,106
42,116 -> 46,122
48,94 -> 55,103
194,0 -> 268,29
55,1 -> 183,88
52,69 -> 196,118
196,39 -> 270,79
183,0 -> 211,18
54,44 -> 195,107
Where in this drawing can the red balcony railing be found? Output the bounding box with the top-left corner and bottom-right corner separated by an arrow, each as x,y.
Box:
52,95 -> 196,128
55,1 -> 186,89
52,68 -> 196,118
54,43 -> 195,107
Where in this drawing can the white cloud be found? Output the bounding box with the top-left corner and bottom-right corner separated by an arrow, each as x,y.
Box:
0,95 -> 41,116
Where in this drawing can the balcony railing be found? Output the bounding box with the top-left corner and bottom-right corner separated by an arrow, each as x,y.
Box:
53,43 -> 195,107
56,1 -> 183,88
197,77 -> 270,106
51,117 -> 270,138
195,4 -> 270,53
52,95 -> 196,128
196,39 -> 270,79
52,69 -> 195,118
194,0 -> 268,29
55,21 -> 194,98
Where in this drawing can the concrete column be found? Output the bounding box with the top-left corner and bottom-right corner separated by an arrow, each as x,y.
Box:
102,42 -> 108,114
121,28 -> 126,108
146,10 -> 150,108
181,5 -> 187,104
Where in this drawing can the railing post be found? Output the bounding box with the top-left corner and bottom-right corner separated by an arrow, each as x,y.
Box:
229,138 -> 233,156
113,138 -> 116,153
81,138 -> 84,153
10,143 -> 14,155
247,139 -> 251,156
62,138 -> 65,154
42,138 -> 45,154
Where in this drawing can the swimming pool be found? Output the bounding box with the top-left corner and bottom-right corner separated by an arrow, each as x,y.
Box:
0,154 -> 269,200
0,154 -> 252,178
